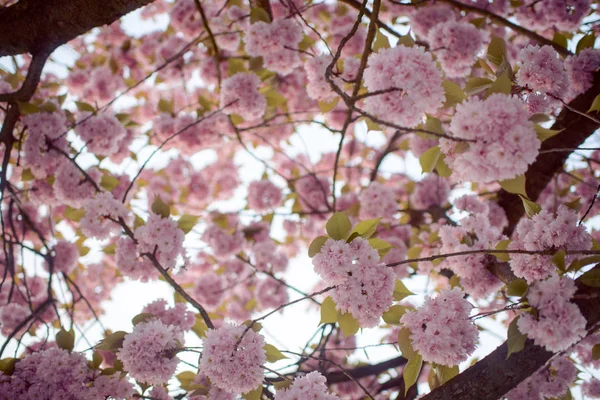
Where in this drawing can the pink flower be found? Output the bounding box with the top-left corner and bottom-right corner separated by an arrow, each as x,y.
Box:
220,73 -> 266,121
199,323 -> 266,394
359,182 -> 397,221
81,192 -> 129,239
45,240 -> 79,274
134,213 -> 186,271
516,45 -> 568,96
429,21 -> 487,78
248,180 -> 283,211
117,319 -> 183,385
142,299 -> 195,332
75,113 -> 127,156
400,288 -> 478,366
440,94 -> 540,183
275,371 -> 339,400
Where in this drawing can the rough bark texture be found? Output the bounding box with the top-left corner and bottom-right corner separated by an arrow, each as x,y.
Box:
423,272 -> 600,400
498,71 -> 600,235
424,73 -> 600,399
0,0 -> 154,56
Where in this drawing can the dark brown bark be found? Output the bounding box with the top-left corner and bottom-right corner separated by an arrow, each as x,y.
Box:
424,270 -> 600,400
0,0 -> 155,57
498,71 -> 600,235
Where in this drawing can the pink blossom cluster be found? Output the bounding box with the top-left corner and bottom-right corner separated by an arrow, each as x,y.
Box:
202,223 -> 245,260
363,46 -> 445,128
81,192 -> 129,239
400,287 -> 478,366
248,180 -> 283,211
516,45 -> 568,96
22,111 -> 68,179
358,182 -> 397,221
409,174 -> 450,210
517,276 -> 586,352
115,237 -> 159,281
438,196 -> 506,298
305,55 -> 336,101
45,240 -> 79,274
583,379 -> 600,399
275,371 -> 339,400
440,94 -> 540,183
188,373 -> 237,400
152,112 -> 225,155
0,303 -> 29,336
516,0 -> 590,33
245,18 -> 304,75
428,21 -> 487,78
199,323 -> 266,394
220,73 -> 266,121
505,356 -> 577,400
565,49 -> 600,98
409,4 -> 456,39
508,205 -> 591,282
0,347 -> 132,399
296,175 -> 331,213
117,319 -> 183,385
134,213 -> 186,270
75,113 -> 127,156
54,163 -> 101,208
256,278 -> 289,310
251,240 -> 288,273
142,299 -> 195,332
193,271 -> 225,309
313,237 -> 395,327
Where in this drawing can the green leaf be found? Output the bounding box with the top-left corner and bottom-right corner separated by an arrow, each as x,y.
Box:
65,206 -> 85,222
465,77 -> 494,96
403,353 -> 423,395
553,32 -> 568,50
75,101 -> 96,113
500,175 -> 527,197
100,175 -> 120,191
56,328 -> 75,352
263,89 -> 287,108
534,124 -> 563,141
273,380 -> 293,391
373,30 -> 390,51
436,154 -> 452,178
419,146 -> 442,173
552,249 -> 567,272
320,296 -> 339,325
592,343 -> 600,360
227,58 -> 247,77
0,358 -> 16,375
577,33 -> 596,53
96,331 -> 128,351
564,197 -> 582,212
132,313 -> 155,326
177,214 -> 199,234
581,268 -> 600,287
487,36 -> 507,67
177,371 -> 197,390
151,196 -> 170,218
250,7 -> 270,23
21,169 -> 34,181
338,312 -> 360,337
518,195 -> 541,218
393,280 -> 415,301
192,316 -> 209,338
442,80 -> 466,108
326,212 -> 352,240
506,279 -> 528,297
406,246 -> 422,269
494,239 -> 511,262
382,305 -> 406,325
308,236 -> 329,258
318,97 -> 339,113
486,70 -> 512,96
397,328 -> 417,359
348,218 -> 381,241
368,238 -> 393,258
264,344 -> 288,362
506,317 -> 527,359
588,93 -> 600,113
436,365 -> 458,384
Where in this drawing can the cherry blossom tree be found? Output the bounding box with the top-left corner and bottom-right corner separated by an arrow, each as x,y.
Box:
1,0 -> 600,399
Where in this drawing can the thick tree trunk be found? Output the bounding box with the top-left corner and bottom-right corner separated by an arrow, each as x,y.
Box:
0,0 -> 155,56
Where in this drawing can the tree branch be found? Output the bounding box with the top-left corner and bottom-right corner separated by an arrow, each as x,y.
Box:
497,71 -> 600,234
0,0 -> 155,57
423,266 -> 600,399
